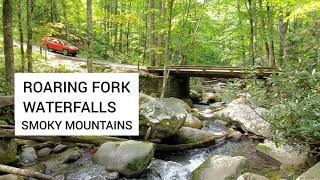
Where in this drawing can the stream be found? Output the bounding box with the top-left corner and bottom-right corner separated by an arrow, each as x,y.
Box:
65,103 -> 280,180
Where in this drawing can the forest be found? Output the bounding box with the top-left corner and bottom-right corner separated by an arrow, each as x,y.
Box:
0,0 -> 320,179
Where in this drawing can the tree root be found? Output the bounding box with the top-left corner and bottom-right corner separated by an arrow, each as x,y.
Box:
0,164 -> 57,180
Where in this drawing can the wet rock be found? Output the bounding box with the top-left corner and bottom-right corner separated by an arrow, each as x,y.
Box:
212,82 -> 227,93
139,98 -> 188,139
237,173 -> 270,180
182,98 -> 193,108
0,138 -> 17,165
212,98 -> 271,137
296,161 -> 320,180
43,147 -> 82,176
192,155 -> 248,180
15,139 -> 37,147
256,140 -> 310,169
139,93 -> 155,105
38,147 -> 52,157
170,127 -> 215,144
19,146 -> 37,166
202,93 -> 222,103
184,114 -> 203,129
190,90 -> 201,103
53,144 -> 68,153
93,140 -> 155,178
202,120 -> 229,136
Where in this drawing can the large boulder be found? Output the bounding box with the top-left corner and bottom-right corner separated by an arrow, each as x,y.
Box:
93,140 -> 155,178
184,114 -> 203,129
169,127 -> 215,144
139,98 -> 188,139
297,161 -> 320,180
237,173 -> 270,180
0,138 -> 17,164
212,98 -> 271,137
256,140 -> 310,169
192,155 -> 248,180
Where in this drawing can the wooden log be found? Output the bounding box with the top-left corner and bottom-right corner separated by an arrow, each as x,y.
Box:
0,96 -> 14,108
0,164 -> 57,180
0,128 -> 224,152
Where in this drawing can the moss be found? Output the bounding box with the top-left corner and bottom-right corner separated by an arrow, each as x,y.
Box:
256,144 -> 273,153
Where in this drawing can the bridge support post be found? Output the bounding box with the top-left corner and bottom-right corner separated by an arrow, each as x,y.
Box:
166,76 -> 190,99
139,75 -> 190,99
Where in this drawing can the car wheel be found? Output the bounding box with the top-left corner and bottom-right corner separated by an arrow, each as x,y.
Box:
72,53 -> 76,57
63,49 -> 69,56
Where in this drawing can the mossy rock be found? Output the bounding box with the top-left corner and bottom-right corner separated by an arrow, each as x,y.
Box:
93,140 -> 155,178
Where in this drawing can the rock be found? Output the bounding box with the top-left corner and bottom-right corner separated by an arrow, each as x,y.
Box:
212,82 -> 227,93
38,147 -> 52,158
0,174 -> 22,180
19,146 -> 37,166
93,140 -> 155,178
227,129 -> 242,141
43,147 -> 82,176
25,163 -> 47,173
139,93 -> 155,105
170,127 -> 215,144
237,173 -> 270,180
212,98 -> 271,137
209,102 -> 226,110
256,140 -> 310,169
182,99 -> 193,108
0,138 -> 17,165
202,120 -> 229,136
190,90 -> 201,103
53,144 -> 68,153
297,161 -> 320,180
202,93 -> 222,103
184,114 -> 203,129
139,98 -> 187,139
192,155 -> 248,180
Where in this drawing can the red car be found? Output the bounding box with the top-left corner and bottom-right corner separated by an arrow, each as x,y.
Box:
41,37 -> 79,56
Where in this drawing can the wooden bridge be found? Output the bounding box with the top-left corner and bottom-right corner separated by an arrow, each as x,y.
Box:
147,65 -> 275,78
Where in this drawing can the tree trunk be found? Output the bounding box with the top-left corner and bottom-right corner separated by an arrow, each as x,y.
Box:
126,0 -> 132,54
143,0 -> 149,63
3,0 -> 15,93
148,0 -> 156,66
50,0 -> 54,23
113,0 -> 118,56
62,0 -> 69,40
247,0 -> 255,65
0,164 -> 56,180
267,5 -> 275,67
155,0 -> 166,66
278,7 -> 289,66
17,0 -> 25,72
26,0 -> 33,73
166,0 -> 174,64
118,2 -> 125,53
86,0 -> 93,72
258,0 -> 269,66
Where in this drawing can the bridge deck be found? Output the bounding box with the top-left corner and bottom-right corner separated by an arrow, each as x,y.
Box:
147,66 -> 275,78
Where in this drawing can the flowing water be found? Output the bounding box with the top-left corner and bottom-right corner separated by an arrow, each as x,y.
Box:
66,104 -> 280,180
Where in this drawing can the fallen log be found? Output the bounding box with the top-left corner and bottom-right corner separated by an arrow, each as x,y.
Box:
0,128 -> 224,152
0,96 -> 14,108
0,164 -> 57,180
